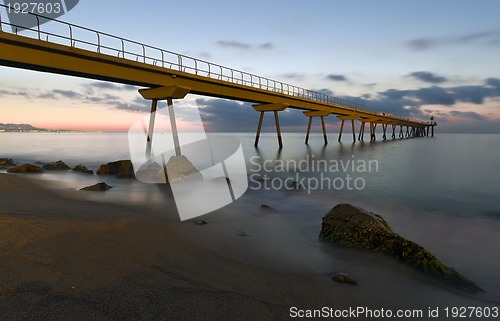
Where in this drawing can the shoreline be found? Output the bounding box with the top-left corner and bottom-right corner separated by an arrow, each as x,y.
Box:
1,173 -> 498,320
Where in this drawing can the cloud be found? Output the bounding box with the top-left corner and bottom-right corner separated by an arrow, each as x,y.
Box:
197,99 -> 257,132
0,89 -> 29,98
326,74 -> 348,82
313,88 -> 334,96
216,40 -> 275,51
408,38 -> 434,51
352,78 -> 500,120
282,73 -> 305,80
408,30 -> 500,51
258,42 -> 274,50
199,52 -> 211,59
411,86 -> 456,106
98,96 -> 166,112
197,98 -> 308,132
216,41 -> 251,49
408,71 -> 447,84
84,82 -> 138,93
37,89 -> 83,100
449,111 -> 485,121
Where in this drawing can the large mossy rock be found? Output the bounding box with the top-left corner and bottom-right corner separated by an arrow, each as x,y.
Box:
72,164 -> 93,175
7,164 -> 43,174
80,182 -> 113,191
0,158 -> 16,167
164,155 -> 202,183
319,203 -> 482,293
43,160 -> 70,171
97,160 -> 135,178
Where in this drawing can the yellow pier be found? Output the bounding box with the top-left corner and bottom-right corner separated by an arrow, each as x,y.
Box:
0,5 -> 436,148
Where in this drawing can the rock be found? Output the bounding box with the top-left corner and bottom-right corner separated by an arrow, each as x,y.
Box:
163,155 -> 202,183
0,158 -> 16,167
332,272 -> 358,285
97,160 -> 135,178
7,164 -> 43,173
80,182 -> 113,191
288,180 -> 304,190
43,160 -> 70,171
72,164 -> 93,175
236,230 -> 250,237
319,203 -> 482,293
135,162 -> 165,183
195,220 -> 208,225
260,204 -> 277,212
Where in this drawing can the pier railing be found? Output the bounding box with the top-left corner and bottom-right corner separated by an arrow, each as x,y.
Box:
0,4 -> 428,125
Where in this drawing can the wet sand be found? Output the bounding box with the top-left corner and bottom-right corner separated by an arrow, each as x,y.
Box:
0,173 -> 497,320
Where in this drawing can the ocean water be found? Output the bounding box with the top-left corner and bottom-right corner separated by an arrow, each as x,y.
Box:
1,132 -> 500,303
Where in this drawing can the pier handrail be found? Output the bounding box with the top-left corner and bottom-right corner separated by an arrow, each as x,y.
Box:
0,4 -> 429,125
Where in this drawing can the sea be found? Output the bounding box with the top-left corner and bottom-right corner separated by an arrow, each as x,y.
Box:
1,132 -> 500,306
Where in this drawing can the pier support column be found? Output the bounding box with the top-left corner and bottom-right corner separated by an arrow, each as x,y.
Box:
351,120 -> 356,143
358,122 -> 366,141
370,122 -> 378,142
255,112 -> 265,147
392,124 -> 396,139
253,103 -> 288,148
139,85 -> 191,158
382,123 -> 388,140
337,115 -> 358,143
146,99 -> 158,158
274,111 -> 283,149
305,116 -> 313,144
321,116 -> 328,145
167,98 -> 181,156
338,120 -> 345,142
303,111 -> 330,145
399,125 -> 403,138
430,113 -> 435,137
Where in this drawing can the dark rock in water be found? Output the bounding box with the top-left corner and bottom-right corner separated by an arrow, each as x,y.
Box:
288,180 -> 304,190
80,182 -> 113,191
260,204 -> 277,212
319,203 -> 482,293
137,157 -> 202,183
7,164 -> 43,174
43,160 -> 70,171
97,160 -> 135,178
236,230 -> 250,237
332,272 -> 358,285
164,155 -> 202,183
72,164 -> 93,175
135,162 -> 165,183
195,220 -> 208,225
0,158 -> 16,167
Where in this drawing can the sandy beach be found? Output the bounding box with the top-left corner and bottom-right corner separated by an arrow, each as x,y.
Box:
0,173 -> 497,320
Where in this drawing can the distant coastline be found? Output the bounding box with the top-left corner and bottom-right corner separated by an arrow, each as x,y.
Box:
0,123 -> 100,133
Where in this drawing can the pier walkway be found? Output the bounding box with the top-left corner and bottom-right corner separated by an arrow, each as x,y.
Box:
0,4 -> 436,149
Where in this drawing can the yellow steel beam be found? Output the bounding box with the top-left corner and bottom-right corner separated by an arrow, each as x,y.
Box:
252,103 -> 288,112
139,85 -> 191,100
304,110 -> 330,117
336,115 -> 359,120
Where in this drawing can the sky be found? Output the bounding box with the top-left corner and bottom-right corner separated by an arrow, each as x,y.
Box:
1,0 -> 500,133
